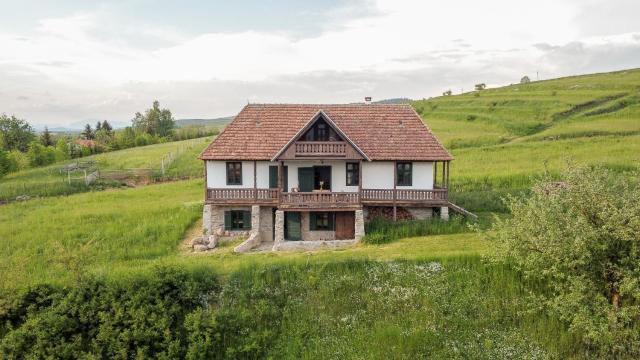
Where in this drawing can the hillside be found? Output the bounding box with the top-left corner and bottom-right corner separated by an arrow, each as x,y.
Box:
413,68 -> 640,212
1,69 -> 639,358
174,116 -> 233,128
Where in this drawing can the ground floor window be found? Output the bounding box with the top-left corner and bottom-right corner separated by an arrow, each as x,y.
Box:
224,210 -> 251,230
310,212 -> 335,231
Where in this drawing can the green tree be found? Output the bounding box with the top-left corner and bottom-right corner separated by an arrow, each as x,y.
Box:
95,121 -> 102,132
489,165 -> 640,356
82,124 -> 94,140
0,149 -> 11,176
132,100 -> 175,138
0,114 -> 35,152
26,142 -> 56,167
55,138 -> 70,161
40,126 -> 54,147
101,120 -> 113,133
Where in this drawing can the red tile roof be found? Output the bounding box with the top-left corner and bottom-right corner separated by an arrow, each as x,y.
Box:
199,104 -> 453,161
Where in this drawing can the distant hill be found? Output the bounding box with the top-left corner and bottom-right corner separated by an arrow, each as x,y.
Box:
373,98 -> 413,104
174,116 -> 233,128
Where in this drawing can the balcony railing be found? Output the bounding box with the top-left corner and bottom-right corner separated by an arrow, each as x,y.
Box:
361,188 -> 448,202
205,188 -> 279,204
294,141 -> 346,157
280,191 -> 360,209
206,188 -> 448,206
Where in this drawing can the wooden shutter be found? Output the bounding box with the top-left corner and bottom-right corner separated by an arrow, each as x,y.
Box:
328,212 -> 335,230
224,211 -> 232,229
269,166 -> 278,188
309,212 -> 317,230
242,211 -> 252,230
298,167 -> 314,192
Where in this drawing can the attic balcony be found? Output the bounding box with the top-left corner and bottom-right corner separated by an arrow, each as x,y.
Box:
294,141 -> 347,158
204,188 -> 449,209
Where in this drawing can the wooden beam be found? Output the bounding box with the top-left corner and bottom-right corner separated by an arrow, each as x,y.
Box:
203,160 -> 208,201
393,160 -> 397,221
358,159 -> 363,202
253,160 -> 257,201
434,161 -> 438,188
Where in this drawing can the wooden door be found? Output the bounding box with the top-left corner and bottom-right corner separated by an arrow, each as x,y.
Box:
298,167 -> 314,192
335,212 -> 355,240
285,212 -> 301,241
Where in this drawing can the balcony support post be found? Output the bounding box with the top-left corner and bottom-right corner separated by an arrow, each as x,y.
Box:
253,160 -> 257,201
393,160 -> 397,221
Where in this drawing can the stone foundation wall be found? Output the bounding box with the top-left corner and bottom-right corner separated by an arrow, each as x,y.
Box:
259,207 -> 275,242
203,205 -> 253,237
364,206 -> 434,221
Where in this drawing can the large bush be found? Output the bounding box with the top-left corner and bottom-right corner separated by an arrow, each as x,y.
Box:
489,165 -> 640,356
0,266 -> 219,359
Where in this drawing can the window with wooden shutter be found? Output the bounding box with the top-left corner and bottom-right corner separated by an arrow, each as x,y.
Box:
396,162 -> 412,186
224,210 -> 252,230
226,162 -> 242,185
310,212 -> 335,231
346,162 -> 359,186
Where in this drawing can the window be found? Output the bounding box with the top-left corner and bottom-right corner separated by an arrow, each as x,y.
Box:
226,162 -> 242,185
316,122 -> 328,141
396,162 -> 412,186
310,212 -> 335,231
224,210 -> 251,230
346,162 -> 359,186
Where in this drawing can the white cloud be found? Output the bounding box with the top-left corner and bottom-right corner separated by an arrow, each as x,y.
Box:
0,0 -> 639,125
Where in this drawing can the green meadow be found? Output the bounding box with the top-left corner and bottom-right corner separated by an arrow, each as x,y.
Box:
2,68 -> 640,358
0,136 -> 210,201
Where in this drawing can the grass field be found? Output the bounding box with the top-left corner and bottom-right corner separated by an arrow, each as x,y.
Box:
0,136 -> 210,201
2,68 -> 640,358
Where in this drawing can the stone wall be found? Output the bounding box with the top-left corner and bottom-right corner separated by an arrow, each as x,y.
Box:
205,205 -> 253,237
354,209 -> 365,240
259,207 -> 274,242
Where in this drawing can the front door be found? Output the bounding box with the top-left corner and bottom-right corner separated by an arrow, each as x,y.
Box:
285,212 -> 301,241
335,211 -> 355,240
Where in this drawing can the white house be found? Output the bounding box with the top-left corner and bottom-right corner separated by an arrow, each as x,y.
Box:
199,103 -> 453,251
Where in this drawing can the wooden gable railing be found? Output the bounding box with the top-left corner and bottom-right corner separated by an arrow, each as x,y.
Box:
294,141 -> 346,157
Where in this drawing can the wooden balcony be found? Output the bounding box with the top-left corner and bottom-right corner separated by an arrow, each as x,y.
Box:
361,188 -> 448,206
280,191 -> 360,210
205,188 -> 279,205
205,188 -> 448,207
294,141 -> 346,157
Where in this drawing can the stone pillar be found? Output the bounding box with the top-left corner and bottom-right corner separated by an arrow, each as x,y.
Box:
440,206 -> 449,221
354,209 -> 365,241
202,204 -> 213,236
273,210 -> 285,250
250,205 -> 262,243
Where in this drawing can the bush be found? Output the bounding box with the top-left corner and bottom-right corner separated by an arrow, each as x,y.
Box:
489,165 -> 640,356
26,142 -> 55,167
0,266 -> 219,358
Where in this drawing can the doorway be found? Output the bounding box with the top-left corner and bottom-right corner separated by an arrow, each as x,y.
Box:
285,212 -> 301,241
335,211 -> 355,240
298,166 -> 331,192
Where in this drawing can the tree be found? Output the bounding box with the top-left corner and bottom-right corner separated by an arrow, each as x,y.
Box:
520,76 -> 531,84
102,120 -> 113,134
40,126 -> 54,147
489,165 -> 640,356
82,124 -> 94,140
132,100 -> 175,138
474,83 -> 486,91
0,114 -> 35,152
26,141 -> 56,167
95,121 -> 102,132
442,90 -> 452,96
55,138 -> 70,161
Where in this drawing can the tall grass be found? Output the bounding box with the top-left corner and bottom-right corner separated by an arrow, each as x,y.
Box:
362,216 -> 475,244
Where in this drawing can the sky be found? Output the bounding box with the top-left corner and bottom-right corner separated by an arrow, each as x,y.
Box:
1,0 -> 639,128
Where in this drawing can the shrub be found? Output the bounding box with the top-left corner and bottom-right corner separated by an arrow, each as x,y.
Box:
489,165 -> 640,357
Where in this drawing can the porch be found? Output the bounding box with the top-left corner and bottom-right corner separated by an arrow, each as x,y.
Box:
204,188 -> 449,208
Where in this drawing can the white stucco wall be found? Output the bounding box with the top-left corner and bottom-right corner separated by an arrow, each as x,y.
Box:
206,160 -> 434,190
206,161 -> 271,188
361,161 -> 434,190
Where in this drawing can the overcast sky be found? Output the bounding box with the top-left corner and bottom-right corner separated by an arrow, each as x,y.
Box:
1,0 -> 639,127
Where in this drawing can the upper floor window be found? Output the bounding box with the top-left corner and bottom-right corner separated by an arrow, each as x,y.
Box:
396,162 -> 412,186
346,162 -> 359,186
226,162 -> 242,185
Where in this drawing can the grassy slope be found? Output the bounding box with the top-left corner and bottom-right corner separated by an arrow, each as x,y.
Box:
3,69 -> 640,357
0,136 -> 210,201
414,68 -> 640,212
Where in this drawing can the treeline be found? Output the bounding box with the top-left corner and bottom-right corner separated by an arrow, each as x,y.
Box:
0,101 -> 219,177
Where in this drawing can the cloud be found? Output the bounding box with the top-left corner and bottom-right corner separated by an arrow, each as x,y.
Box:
0,0 -> 639,125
